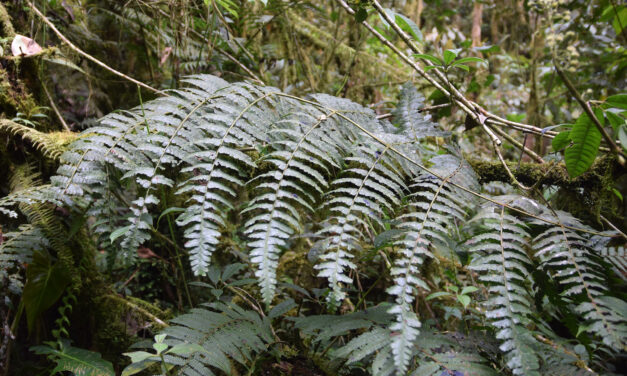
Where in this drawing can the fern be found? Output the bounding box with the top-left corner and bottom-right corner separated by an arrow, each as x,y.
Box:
0,225 -> 47,295
335,324 -> 498,376
468,203 -> 541,375
387,153 -> 478,374
29,74 -> 626,374
391,82 -> 450,140
533,212 -> 627,352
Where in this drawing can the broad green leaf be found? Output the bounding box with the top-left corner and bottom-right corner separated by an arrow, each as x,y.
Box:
158,207 -> 184,223
454,57 -> 485,65
122,351 -> 156,363
121,359 -> 159,376
167,343 -> 205,356
153,342 -> 168,354
552,130 -> 571,152
606,94 -> 627,110
109,225 -> 131,244
32,340 -> 114,376
612,7 -> 627,34
443,50 -> 457,65
452,63 -> 470,72
413,53 -> 442,66
564,112 -> 602,178
619,125 -> 627,152
457,294 -> 471,308
394,13 -> 422,41
606,111 -> 625,131
23,251 -> 71,332
426,291 -> 452,300
461,286 -> 478,295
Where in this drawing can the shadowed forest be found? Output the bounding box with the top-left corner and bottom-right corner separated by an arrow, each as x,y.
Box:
1,1 -> 626,375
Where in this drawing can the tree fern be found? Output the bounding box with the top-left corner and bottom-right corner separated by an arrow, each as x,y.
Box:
468,203 -> 541,375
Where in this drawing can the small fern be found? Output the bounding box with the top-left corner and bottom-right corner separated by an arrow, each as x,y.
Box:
124,301 -> 274,376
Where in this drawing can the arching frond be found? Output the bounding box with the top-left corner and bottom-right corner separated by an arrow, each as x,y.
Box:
468,204 -> 540,375
387,153 -> 478,374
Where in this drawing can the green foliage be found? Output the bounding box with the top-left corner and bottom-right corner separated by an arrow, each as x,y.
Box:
124,302 -> 274,376
22,250 -> 71,332
468,204 -> 540,375
31,339 -> 115,376
563,111 -> 603,178
18,75 -> 617,375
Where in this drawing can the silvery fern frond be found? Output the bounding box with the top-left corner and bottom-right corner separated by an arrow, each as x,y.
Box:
387,153 -> 478,374
0,225 -> 47,295
315,144 -> 406,307
243,109 -> 344,303
533,212 -> 627,352
468,204 -> 540,375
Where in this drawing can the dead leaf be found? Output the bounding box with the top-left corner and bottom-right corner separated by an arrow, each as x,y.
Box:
61,1 -> 75,21
160,47 -> 173,66
11,35 -> 43,57
137,246 -> 159,259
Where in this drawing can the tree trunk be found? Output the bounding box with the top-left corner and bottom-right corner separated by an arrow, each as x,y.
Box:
471,1 -> 483,47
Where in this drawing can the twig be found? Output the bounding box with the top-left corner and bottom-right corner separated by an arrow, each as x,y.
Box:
42,82 -> 70,131
487,124 -> 545,164
215,46 -> 264,85
28,1 -> 164,95
600,215 -> 627,241
553,61 -> 624,161
375,103 -> 451,120
338,0 -> 558,140
105,294 -> 168,328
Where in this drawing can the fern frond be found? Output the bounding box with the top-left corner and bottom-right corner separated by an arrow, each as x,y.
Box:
315,144 -> 406,306
0,225 -> 48,295
0,120 -> 76,160
336,325 -> 498,376
243,109 -> 344,303
468,204 -> 540,375
533,213 -> 627,352
140,302 -> 274,375
388,154 -> 478,374
391,83 -> 450,140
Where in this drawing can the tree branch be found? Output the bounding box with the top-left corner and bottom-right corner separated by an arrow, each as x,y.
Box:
28,1 -> 164,95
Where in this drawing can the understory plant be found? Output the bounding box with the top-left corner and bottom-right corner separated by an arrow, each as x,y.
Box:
2,74 -> 625,375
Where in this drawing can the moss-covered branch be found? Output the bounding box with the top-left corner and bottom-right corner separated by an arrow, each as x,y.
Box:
466,157 -> 614,189
0,3 -> 15,38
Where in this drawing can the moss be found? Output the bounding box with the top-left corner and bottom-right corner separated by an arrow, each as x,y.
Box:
0,3 -> 15,38
277,249 -> 319,294
465,156 -> 609,189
